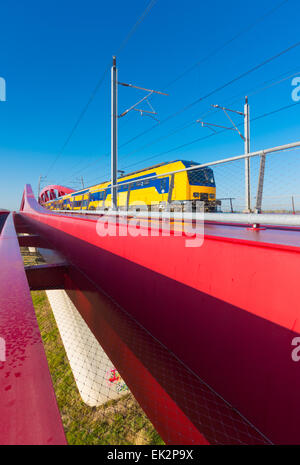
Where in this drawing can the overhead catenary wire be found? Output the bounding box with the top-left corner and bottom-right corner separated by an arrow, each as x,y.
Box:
117,69 -> 300,164
45,0 -> 159,177
63,65 -> 300,185
74,100 -> 300,188
117,101 -> 300,174
56,0 -> 291,184
116,0 -> 158,55
82,100 -> 300,188
163,0 -> 291,89
117,39 -> 300,152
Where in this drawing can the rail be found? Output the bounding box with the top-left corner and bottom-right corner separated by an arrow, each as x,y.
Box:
42,139 -> 300,224
51,208 -> 300,227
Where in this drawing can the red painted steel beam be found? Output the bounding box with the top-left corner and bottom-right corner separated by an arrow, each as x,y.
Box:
18,184 -> 300,444
25,263 -> 68,291
0,213 -> 66,445
14,215 -> 35,235
38,185 -> 74,205
63,264 -> 268,445
18,234 -> 49,249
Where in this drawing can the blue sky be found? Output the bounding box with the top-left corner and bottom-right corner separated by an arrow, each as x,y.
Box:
0,0 -> 300,210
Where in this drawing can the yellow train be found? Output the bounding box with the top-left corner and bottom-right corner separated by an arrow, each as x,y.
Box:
44,160 -> 217,212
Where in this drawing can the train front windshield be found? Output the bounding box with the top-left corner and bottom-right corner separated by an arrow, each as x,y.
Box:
187,167 -> 215,187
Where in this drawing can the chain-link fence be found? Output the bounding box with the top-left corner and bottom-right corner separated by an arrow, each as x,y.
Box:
20,245 -> 272,445
21,247 -> 163,445
41,141 -> 300,222
213,145 -> 300,214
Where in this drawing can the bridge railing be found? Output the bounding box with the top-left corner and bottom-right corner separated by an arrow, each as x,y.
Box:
0,213 -> 66,444
42,140 -> 300,225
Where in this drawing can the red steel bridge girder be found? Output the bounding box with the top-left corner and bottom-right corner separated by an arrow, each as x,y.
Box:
27,184 -> 74,206
17,184 -> 300,444
0,213 -> 66,445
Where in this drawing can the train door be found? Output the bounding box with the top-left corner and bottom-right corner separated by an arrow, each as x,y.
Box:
160,177 -> 169,206
167,174 -> 175,205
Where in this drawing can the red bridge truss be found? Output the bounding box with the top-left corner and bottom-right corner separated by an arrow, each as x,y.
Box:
34,184 -> 74,206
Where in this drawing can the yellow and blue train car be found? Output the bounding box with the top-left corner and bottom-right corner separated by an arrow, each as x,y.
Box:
44,160 -> 217,212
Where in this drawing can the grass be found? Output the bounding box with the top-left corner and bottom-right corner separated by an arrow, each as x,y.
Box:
22,250 -> 163,445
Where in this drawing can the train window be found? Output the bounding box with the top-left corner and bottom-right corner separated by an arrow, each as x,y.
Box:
188,168 -> 215,187
91,191 -> 104,201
